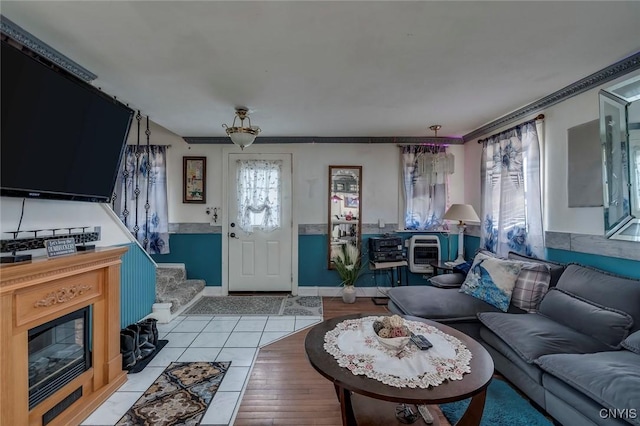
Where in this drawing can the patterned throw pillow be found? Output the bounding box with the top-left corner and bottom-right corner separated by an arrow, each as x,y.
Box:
511,263 -> 552,313
459,252 -> 524,312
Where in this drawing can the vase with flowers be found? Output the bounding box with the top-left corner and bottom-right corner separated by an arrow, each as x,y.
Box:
333,243 -> 367,303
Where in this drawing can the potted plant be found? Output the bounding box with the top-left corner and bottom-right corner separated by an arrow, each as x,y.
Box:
333,243 -> 367,303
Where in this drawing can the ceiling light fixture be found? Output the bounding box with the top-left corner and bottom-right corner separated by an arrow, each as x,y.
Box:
222,107 -> 261,150
429,124 -> 442,136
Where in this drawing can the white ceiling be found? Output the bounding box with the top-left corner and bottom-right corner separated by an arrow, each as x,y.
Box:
2,1 -> 640,139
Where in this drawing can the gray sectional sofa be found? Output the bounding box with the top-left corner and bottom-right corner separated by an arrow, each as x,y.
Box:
387,254 -> 640,426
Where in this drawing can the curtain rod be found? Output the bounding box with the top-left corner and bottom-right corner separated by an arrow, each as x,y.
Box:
477,114 -> 545,144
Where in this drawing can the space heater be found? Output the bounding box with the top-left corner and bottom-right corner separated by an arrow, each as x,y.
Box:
408,235 -> 441,274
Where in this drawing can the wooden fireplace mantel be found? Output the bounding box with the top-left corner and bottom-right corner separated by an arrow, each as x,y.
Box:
0,246 -> 129,426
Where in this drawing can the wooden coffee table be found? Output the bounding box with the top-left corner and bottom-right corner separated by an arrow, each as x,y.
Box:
304,313 -> 494,426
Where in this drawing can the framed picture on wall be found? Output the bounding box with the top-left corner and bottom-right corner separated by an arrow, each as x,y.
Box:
183,156 -> 206,203
345,196 -> 359,208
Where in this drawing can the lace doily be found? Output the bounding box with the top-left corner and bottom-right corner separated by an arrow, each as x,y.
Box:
323,316 -> 472,388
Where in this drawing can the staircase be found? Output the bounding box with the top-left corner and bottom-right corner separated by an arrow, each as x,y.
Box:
155,263 -> 205,317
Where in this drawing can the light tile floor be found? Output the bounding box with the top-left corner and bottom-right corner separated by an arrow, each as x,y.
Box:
81,314 -> 322,426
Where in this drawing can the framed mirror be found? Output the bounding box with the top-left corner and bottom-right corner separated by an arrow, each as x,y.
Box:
328,166 -> 362,269
600,75 -> 640,242
600,90 -> 631,237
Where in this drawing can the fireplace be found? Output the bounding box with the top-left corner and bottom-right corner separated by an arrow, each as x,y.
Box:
1,247 -> 128,426
28,307 -> 91,409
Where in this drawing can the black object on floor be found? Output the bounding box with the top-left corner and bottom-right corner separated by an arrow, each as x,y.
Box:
128,340 -> 169,374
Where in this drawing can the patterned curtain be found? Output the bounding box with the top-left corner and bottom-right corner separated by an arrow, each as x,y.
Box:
401,145 -> 453,230
112,143 -> 170,254
480,122 -> 543,257
236,159 -> 282,233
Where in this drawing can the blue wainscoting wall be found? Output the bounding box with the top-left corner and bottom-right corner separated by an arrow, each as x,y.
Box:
151,233 -> 222,286
119,242 -> 157,328
299,233 -> 455,287
464,236 -> 640,279
149,232 -> 460,290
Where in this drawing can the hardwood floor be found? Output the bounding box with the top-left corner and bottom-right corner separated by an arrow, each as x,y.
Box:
234,297 -> 452,426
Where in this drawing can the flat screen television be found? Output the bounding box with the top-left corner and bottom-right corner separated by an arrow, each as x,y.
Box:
1,41 -> 134,203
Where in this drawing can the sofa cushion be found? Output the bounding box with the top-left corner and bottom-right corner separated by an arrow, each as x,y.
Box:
387,286 -> 504,321
542,374 -> 633,426
459,252 -> 524,311
510,262 -> 551,313
507,251 -> 565,288
555,264 -> 640,333
537,352 -> 640,425
429,272 -> 466,288
480,327 -> 544,383
538,288 -> 633,348
478,312 -> 611,363
622,330 -> 640,354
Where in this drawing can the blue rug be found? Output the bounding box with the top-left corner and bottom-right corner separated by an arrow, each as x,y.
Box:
440,379 -> 553,426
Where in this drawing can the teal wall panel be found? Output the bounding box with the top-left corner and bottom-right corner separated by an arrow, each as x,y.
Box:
464,235 -> 640,279
298,235 -> 343,286
298,233 -> 456,287
151,234 -> 221,286
120,242 -> 156,328
546,248 -> 640,279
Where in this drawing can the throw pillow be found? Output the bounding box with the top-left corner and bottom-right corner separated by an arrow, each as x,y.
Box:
621,330 -> 640,354
510,262 -> 552,312
459,252 -> 523,312
538,288 -> 633,349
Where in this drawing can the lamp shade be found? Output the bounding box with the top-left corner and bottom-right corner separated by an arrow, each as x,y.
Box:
229,131 -> 258,149
443,204 -> 480,224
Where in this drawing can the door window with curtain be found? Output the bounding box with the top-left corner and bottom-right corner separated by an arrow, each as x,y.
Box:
236,159 -> 282,233
480,121 -> 543,257
401,145 -> 454,230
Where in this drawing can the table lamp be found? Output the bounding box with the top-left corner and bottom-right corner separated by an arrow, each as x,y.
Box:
443,204 -> 480,266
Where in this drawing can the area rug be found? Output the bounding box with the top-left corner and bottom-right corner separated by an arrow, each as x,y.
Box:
440,379 -> 553,426
116,361 -> 230,426
184,295 -> 322,316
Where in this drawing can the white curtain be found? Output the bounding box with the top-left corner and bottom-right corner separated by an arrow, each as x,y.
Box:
401,145 -> 453,230
236,159 -> 282,233
112,145 -> 170,254
480,121 -> 543,257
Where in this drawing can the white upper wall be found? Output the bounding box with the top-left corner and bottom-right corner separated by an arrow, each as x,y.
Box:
463,72 -> 639,236
0,197 -> 132,258
1,115 -> 464,254
164,134 -> 466,226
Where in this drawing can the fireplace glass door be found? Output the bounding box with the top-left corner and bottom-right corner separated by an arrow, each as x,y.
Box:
28,307 -> 91,409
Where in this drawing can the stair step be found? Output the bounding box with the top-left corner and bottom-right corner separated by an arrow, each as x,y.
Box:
156,263 -> 186,287
155,263 -> 205,314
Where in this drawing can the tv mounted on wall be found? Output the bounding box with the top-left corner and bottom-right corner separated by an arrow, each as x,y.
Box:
1,40 -> 134,203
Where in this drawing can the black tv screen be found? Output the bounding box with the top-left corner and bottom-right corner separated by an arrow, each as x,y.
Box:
1,41 -> 134,203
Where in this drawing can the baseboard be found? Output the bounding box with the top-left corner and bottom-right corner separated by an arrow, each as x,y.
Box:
297,286 -> 388,297
202,286 -> 224,296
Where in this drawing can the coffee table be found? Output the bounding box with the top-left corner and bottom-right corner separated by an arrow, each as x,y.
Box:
304,313 -> 494,426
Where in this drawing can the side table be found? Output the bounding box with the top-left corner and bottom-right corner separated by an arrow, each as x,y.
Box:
369,260 -> 408,305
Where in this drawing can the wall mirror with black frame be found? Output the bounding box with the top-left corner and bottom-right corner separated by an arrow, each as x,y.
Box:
600,74 -> 640,242
328,166 -> 362,270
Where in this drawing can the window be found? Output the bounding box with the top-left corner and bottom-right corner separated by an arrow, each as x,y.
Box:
480,122 -> 543,257
236,159 -> 282,233
400,145 -> 454,230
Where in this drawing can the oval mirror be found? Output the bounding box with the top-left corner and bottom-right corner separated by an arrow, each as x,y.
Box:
328,166 -> 362,269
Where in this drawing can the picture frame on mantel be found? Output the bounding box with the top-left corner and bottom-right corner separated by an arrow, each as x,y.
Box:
183,156 -> 206,203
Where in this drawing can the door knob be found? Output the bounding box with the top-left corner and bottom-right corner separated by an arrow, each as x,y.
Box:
229,232 -> 239,239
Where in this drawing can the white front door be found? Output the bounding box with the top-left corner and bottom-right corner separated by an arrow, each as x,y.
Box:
227,153 -> 293,292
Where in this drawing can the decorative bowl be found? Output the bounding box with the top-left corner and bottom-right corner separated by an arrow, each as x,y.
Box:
375,334 -> 411,351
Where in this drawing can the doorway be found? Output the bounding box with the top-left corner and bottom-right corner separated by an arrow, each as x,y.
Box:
226,153 -> 293,292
